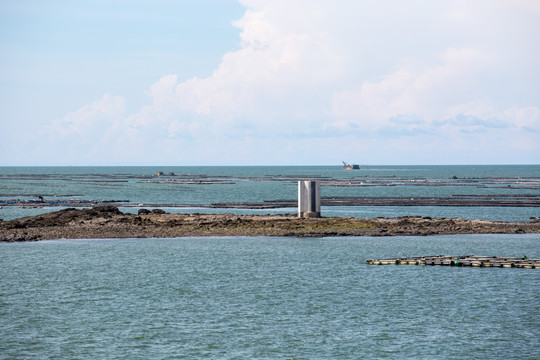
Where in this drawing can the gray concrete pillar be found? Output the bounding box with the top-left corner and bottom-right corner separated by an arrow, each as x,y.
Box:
298,180 -> 321,218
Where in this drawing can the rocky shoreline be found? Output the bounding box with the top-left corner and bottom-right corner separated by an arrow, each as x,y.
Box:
1,206 -> 540,242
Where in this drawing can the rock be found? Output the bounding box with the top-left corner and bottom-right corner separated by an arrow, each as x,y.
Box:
88,206 -> 121,218
138,208 -> 151,215
1,208 -> 540,241
93,205 -> 121,214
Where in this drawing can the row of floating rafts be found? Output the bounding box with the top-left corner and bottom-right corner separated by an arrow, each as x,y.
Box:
366,255 -> 540,269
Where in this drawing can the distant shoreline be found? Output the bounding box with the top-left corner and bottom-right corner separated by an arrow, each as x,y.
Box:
1,206 -> 539,242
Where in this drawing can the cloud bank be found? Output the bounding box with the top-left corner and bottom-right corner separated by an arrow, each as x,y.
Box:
7,0 -> 540,165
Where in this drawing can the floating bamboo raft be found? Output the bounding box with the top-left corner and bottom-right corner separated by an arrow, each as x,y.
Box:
366,255 -> 540,269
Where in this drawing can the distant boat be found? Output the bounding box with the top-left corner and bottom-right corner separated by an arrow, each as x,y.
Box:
342,161 -> 359,170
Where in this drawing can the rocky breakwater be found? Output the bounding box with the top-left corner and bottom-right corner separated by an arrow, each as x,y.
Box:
1,206 -> 540,242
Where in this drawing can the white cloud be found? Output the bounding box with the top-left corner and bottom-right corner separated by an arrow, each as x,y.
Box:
11,0 -> 538,165
329,47 -> 494,130
48,93 -> 126,138
502,106 -> 540,131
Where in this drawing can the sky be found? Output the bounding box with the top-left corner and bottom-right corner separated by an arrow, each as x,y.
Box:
1,0 -> 539,166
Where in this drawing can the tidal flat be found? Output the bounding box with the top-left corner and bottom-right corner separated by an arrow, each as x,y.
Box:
2,206 -> 540,242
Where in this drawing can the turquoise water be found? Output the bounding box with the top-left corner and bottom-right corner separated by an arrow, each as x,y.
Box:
1,235 -> 539,359
1,165 -> 539,221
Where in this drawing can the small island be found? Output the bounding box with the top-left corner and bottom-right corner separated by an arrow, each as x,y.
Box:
1,206 -> 539,242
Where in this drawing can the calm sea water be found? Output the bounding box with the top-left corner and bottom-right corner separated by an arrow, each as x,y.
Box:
1,165 -> 539,221
1,166 -> 539,358
1,235 -> 539,359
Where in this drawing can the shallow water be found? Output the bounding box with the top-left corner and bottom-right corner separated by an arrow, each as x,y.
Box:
1,235 -> 539,359
1,165 -> 539,222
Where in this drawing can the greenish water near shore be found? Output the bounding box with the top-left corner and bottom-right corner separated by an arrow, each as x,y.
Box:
1,234 -> 539,359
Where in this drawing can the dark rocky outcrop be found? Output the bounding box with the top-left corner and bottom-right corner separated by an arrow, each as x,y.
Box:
1,206 -> 539,242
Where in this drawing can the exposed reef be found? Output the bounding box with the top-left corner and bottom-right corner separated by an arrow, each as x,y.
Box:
1,206 -> 539,242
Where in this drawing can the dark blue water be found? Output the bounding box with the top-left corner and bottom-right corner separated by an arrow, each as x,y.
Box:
1,235 -> 539,359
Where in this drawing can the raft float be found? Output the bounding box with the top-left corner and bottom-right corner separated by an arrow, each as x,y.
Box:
366,255 -> 540,269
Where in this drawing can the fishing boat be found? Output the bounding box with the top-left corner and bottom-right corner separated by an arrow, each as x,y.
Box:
342,161 -> 359,170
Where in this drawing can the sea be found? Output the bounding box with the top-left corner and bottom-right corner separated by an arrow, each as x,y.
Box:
1,165 -> 540,221
1,166 -> 539,359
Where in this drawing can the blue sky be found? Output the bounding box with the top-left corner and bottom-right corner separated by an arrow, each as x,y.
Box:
1,0 -> 539,165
